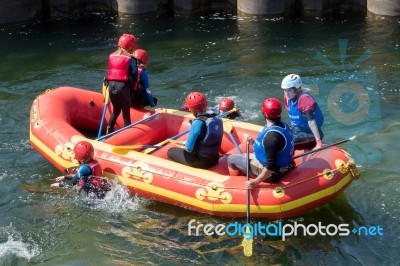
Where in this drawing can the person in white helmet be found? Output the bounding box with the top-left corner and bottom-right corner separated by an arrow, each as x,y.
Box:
281,74 -> 324,149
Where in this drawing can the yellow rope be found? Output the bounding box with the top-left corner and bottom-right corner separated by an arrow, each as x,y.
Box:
112,157 -> 345,191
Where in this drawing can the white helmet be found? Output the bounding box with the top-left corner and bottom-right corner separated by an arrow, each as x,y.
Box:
281,74 -> 302,89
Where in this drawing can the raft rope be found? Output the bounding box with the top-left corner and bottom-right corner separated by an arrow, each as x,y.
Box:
32,91 -> 72,146
103,156 -> 358,191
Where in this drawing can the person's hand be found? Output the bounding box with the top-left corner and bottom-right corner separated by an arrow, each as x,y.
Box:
50,182 -> 60,188
55,176 -> 64,182
245,180 -> 257,189
314,139 -> 322,149
246,136 -> 254,145
153,107 -> 164,113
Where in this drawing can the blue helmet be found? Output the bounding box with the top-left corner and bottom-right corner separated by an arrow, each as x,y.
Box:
76,165 -> 92,180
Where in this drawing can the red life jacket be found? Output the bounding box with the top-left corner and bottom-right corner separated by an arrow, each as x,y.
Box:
106,52 -> 131,81
132,67 -> 143,91
78,176 -> 108,190
86,159 -> 102,176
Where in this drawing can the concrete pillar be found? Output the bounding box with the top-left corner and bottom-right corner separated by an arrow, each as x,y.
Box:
237,0 -> 294,15
367,0 -> 400,16
114,0 -> 168,14
48,0 -> 69,17
0,0 -> 41,24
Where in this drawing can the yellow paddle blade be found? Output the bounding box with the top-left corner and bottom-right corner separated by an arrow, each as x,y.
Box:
222,119 -> 233,134
242,226 -> 253,257
112,145 -> 143,153
227,107 -> 237,114
169,139 -> 185,148
102,83 -> 110,103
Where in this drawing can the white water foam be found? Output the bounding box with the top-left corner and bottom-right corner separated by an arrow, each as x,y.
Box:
80,181 -> 148,214
0,224 -> 40,263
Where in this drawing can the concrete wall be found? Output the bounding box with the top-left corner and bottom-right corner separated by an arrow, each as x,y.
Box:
237,0 -> 293,16
0,0 -> 42,24
0,0 -> 398,25
368,0 -> 400,16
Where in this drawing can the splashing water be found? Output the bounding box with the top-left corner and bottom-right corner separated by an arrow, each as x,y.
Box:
79,182 -> 148,214
0,224 -> 40,263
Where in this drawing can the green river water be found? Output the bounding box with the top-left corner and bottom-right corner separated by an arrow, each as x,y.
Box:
0,11 -> 399,265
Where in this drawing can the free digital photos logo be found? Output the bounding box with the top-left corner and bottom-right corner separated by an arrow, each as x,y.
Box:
311,39 -> 382,164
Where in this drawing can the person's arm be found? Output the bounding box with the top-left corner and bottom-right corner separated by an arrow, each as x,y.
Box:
185,119 -> 203,152
51,174 -> 74,187
308,119 -> 322,148
55,174 -> 74,182
140,69 -> 156,108
245,167 -> 275,189
298,94 -> 322,148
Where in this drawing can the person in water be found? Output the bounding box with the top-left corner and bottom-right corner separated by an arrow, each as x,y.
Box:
228,98 -> 294,186
130,48 -> 158,110
168,92 -> 223,169
281,74 -> 324,149
51,141 -> 110,198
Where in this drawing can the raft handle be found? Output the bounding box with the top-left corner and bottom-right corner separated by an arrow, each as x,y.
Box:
347,163 -> 361,179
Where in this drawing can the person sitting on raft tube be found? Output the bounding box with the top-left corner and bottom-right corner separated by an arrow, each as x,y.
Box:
168,92 -> 224,169
179,97 -> 240,119
130,48 -> 158,110
281,74 -> 324,149
228,98 -> 295,187
105,33 -> 138,133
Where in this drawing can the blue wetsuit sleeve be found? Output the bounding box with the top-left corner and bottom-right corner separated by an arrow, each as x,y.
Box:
141,69 -> 156,107
185,119 -> 203,152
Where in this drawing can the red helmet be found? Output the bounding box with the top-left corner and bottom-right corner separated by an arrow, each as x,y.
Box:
261,98 -> 282,119
133,49 -> 149,65
185,92 -> 207,113
218,98 -> 235,112
74,141 -> 94,162
118,34 -> 137,52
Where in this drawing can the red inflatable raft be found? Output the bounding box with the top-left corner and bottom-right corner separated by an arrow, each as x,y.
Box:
30,87 -> 360,219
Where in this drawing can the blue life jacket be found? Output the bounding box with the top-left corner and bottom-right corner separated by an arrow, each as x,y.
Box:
254,121 -> 294,167
196,114 -> 223,155
287,92 -> 324,133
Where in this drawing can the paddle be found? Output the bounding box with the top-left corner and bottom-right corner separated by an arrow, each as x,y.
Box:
112,144 -> 161,153
223,120 -> 242,154
141,108 -> 238,153
168,138 -> 185,148
112,108 -> 238,153
96,113 -> 159,141
242,139 -> 253,256
293,136 -> 356,159
97,81 -> 110,139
